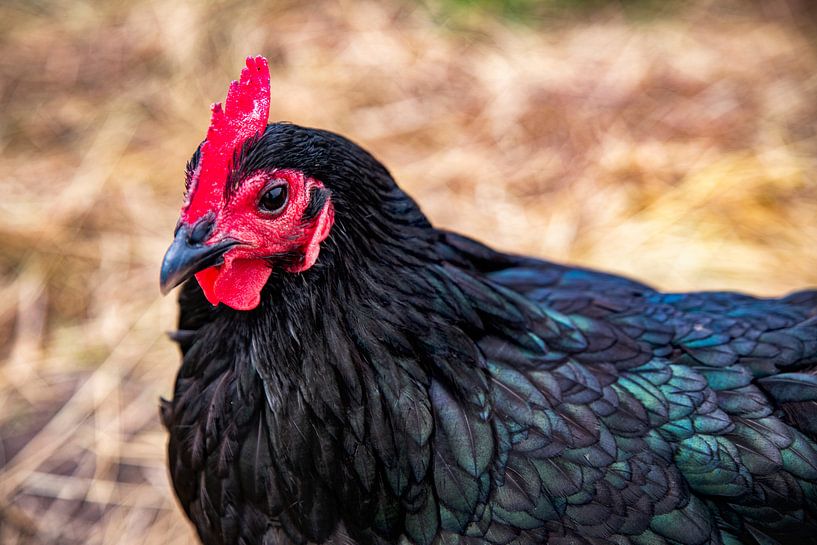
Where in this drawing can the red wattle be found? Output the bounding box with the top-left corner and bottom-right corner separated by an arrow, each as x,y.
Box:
195,258 -> 272,311
195,267 -> 221,306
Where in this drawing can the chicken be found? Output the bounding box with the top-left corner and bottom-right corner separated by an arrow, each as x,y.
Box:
159,56 -> 817,545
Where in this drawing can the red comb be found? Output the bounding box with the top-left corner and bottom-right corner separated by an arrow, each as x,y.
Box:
183,55 -> 271,223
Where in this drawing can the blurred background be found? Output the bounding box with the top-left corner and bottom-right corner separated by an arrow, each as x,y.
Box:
1,0 -> 816,543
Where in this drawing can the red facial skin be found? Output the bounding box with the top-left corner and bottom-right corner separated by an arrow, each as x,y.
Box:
192,168 -> 334,311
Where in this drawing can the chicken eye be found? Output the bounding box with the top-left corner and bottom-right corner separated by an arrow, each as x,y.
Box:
258,184 -> 288,214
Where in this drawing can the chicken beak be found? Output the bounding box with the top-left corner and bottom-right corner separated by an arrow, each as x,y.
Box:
160,226 -> 238,295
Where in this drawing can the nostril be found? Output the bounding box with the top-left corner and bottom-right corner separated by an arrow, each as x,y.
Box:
188,214 -> 215,245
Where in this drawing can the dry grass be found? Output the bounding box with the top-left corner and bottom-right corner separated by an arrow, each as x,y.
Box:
1,0 -> 816,543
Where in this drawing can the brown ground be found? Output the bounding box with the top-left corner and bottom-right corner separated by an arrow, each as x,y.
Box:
1,0 -> 816,543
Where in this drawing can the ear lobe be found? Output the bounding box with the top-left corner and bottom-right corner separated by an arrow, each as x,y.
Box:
285,200 -> 334,273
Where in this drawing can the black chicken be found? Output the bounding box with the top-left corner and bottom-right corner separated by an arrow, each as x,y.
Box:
159,56 -> 817,545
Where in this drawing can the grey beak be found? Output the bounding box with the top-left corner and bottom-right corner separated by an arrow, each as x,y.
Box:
160,225 -> 237,294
